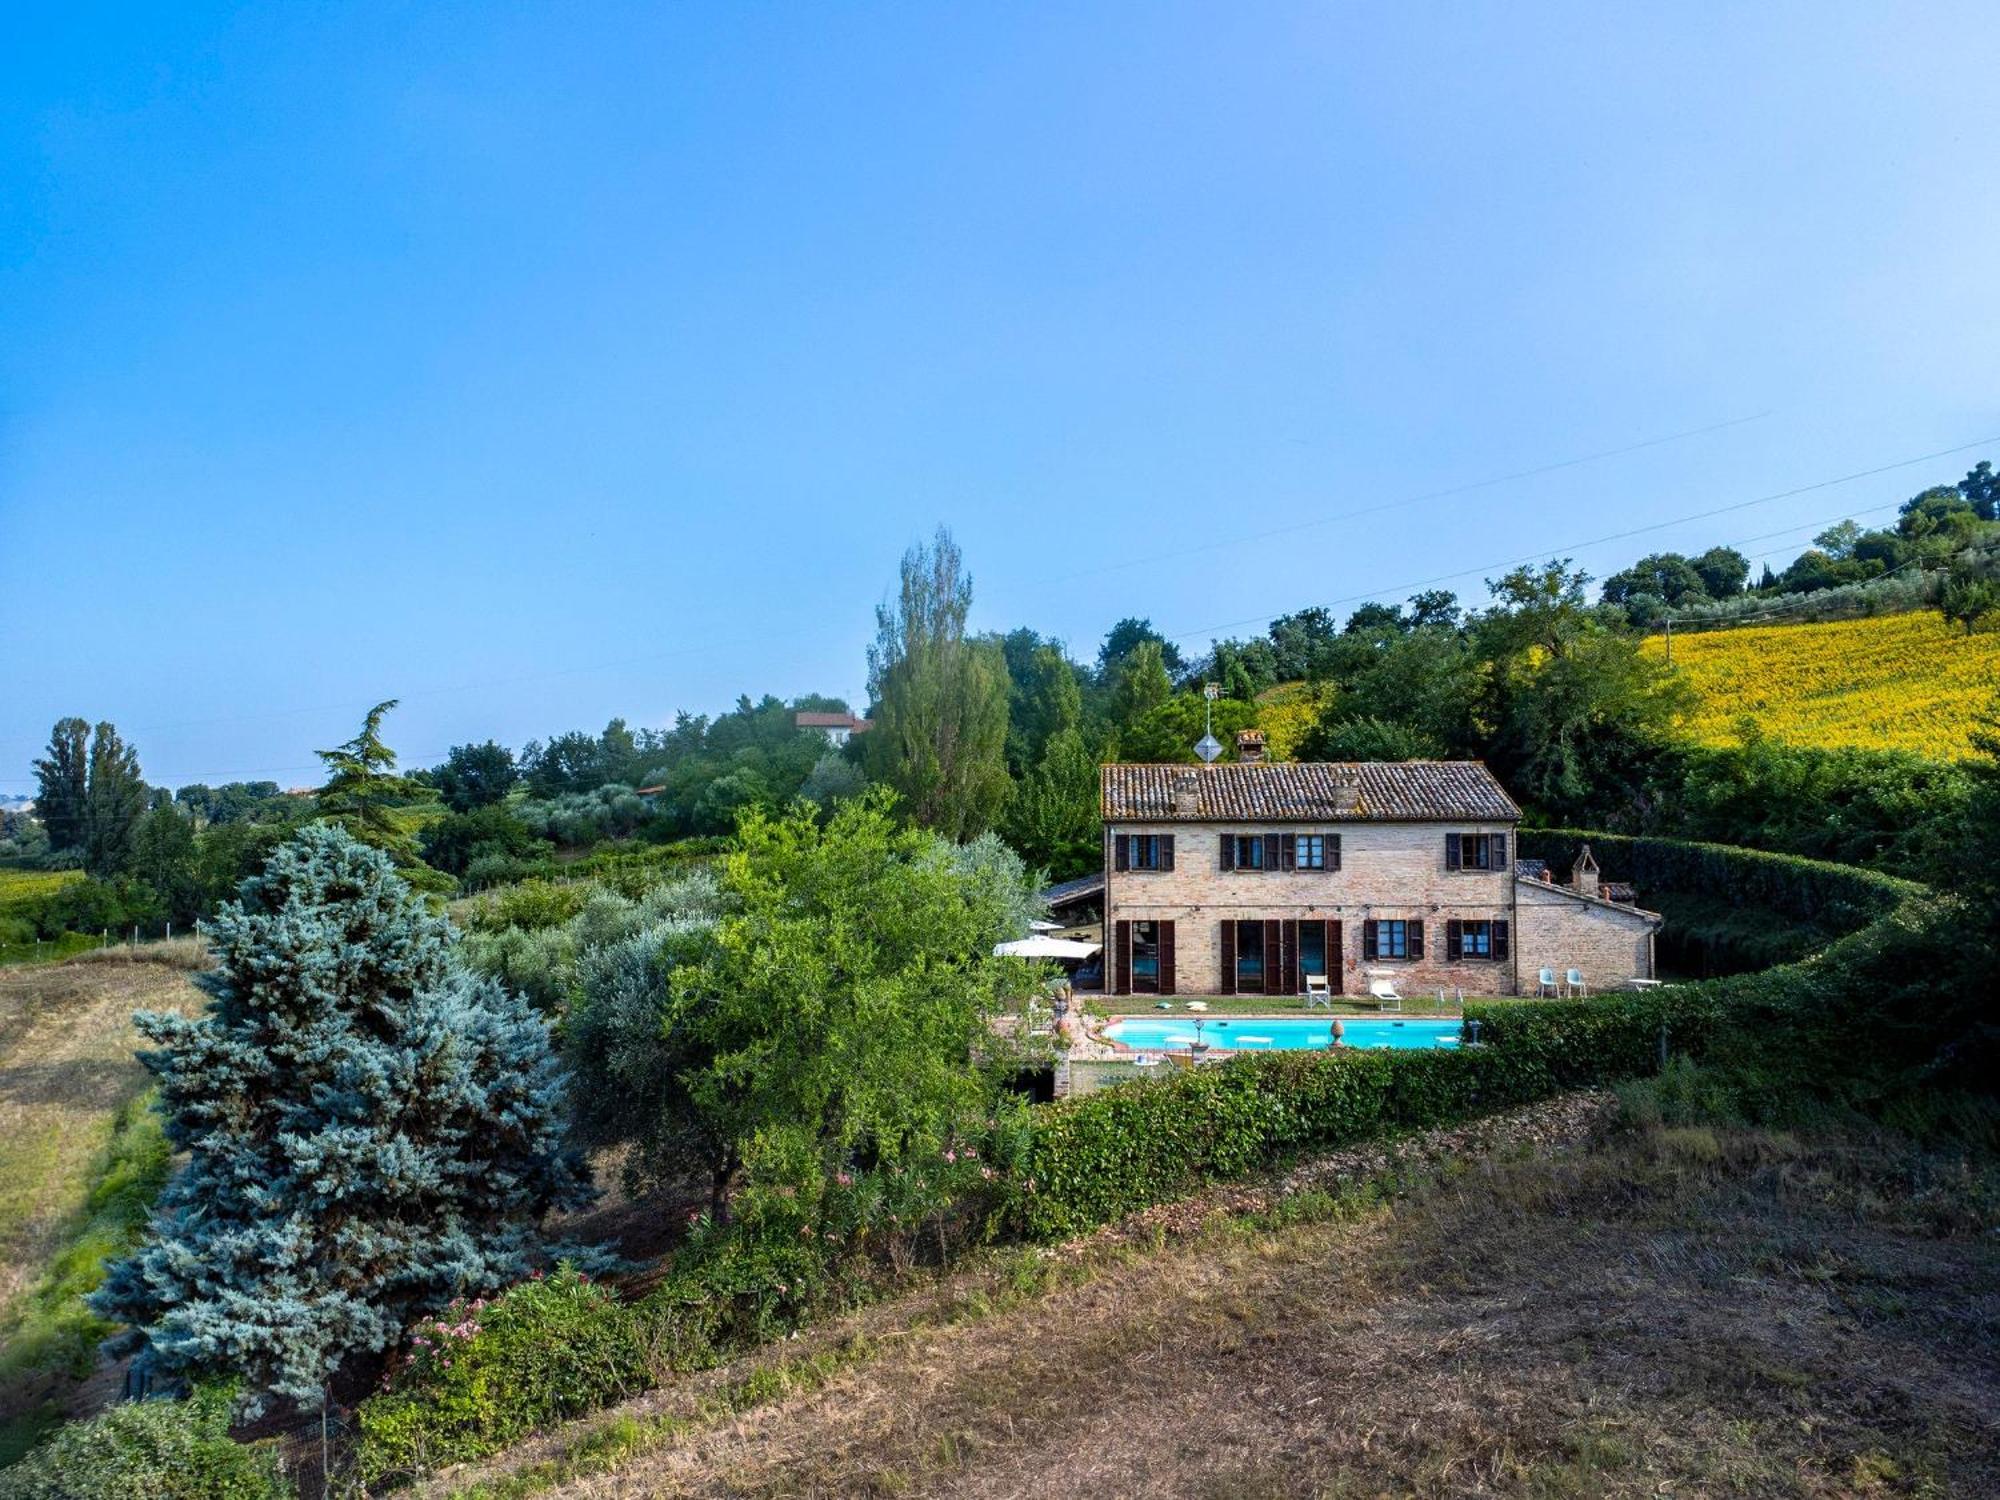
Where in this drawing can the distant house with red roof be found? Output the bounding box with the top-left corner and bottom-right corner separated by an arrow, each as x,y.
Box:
795,711 -> 872,747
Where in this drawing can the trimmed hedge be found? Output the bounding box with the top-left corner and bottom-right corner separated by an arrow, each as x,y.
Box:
1014,987 -> 1728,1239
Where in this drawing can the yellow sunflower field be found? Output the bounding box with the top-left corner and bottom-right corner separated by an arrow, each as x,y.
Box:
1647,609 -> 2000,761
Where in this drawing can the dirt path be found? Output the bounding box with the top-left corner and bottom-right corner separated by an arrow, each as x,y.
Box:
493,1116 -> 1999,1499
0,953 -> 202,1322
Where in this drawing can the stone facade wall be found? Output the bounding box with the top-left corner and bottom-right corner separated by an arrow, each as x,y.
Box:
1513,879 -> 1656,992
1103,820 -> 1521,998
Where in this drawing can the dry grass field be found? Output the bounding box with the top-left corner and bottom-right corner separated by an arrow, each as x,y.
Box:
426,1097 -> 1999,1500
0,946 -> 203,1426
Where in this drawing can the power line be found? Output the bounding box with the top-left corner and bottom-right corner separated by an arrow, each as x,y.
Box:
1037,410 -> 1774,586
1157,434 -> 1997,645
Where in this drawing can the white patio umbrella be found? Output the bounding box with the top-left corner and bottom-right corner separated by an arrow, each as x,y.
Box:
992,936 -> 1102,960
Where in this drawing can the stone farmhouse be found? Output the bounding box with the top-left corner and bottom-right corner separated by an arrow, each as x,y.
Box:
1099,739 -> 1660,998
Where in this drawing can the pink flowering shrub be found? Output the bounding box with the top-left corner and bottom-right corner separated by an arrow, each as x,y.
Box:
356,1266 -> 646,1484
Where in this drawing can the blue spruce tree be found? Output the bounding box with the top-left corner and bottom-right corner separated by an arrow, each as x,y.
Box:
92,824 -> 593,1409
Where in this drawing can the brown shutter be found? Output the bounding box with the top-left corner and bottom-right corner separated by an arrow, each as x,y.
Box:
1493,919 -> 1510,961
1158,920 -> 1176,995
1327,920 -> 1344,992
1220,833 -> 1235,872
1362,918 -> 1378,961
1281,920 -> 1299,994
1219,921 -> 1237,994
1445,832 -> 1462,871
1277,832 -> 1296,872
1446,919 -> 1463,961
1161,834 -> 1175,872
1114,834 -> 1130,873
1114,920 -> 1132,994
1408,919 -> 1425,960
1269,830 -> 1287,873
1491,832 -> 1508,870
1329,832 -> 1342,871
1265,920 -> 1283,994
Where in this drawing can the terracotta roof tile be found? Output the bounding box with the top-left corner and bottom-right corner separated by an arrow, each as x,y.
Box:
1100,761 -> 1520,823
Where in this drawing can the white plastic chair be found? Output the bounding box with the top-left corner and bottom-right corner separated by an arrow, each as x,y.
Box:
1565,968 -> 1587,997
1303,973 -> 1332,1009
1537,966 -> 1559,997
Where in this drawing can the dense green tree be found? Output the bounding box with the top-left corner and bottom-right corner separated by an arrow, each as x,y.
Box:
1206,638 -> 1280,700
93,826 -> 592,1410
1118,693 -> 1261,763
1601,552 -> 1710,609
1267,607 -> 1339,679
132,803 -> 203,926
521,730 -> 605,797
435,741 -> 519,812
1690,547 -> 1751,599
671,792 -> 1028,1224
1962,459 -> 1999,522
1942,570 -> 2000,634
1001,636 -> 1082,777
32,717 -> 90,856
1002,725 -> 1101,877
863,528 -> 1012,839
1342,601 -> 1406,635
1812,521 -> 1865,561
83,721 -> 147,878
315,700 -> 419,854
1106,639 -> 1174,732
1296,714 -> 1445,762
1096,617 -> 1184,679
1405,589 -> 1462,630
419,804 -> 542,878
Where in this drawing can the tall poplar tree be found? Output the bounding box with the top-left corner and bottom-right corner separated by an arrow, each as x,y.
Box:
32,717 -> 90,855
92,825 -> 592,1410
83,720 -> 147,877
864,528 -> 1012,839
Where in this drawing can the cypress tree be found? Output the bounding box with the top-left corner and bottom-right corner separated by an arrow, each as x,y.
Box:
92,824 -> 593,1410
83,720 -> 147,877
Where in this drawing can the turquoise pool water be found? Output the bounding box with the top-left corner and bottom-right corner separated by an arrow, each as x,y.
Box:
1102,1015 -> 1461,1052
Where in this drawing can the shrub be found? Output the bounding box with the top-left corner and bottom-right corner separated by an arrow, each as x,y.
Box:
0,1384 -> 288,1500
355,1268 -> 647,1486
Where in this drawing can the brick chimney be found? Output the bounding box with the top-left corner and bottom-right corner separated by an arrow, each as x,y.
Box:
1171,769 -> 1202,817
1571,843 -> 1600,898
1330,771 -> 1361,812
1235,729 -> 1267,765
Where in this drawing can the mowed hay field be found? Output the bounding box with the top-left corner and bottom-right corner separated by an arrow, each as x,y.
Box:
0,951 -> 201,1349
1650,609 -> 2000,760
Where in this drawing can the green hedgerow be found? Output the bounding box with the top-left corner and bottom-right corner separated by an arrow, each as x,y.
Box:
0,1384 -> 288,1500
354,1267 -> 648,1486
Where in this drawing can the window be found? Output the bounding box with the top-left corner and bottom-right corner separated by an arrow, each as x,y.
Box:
1445,918 -> 1510,961
1296,834 -> 1325,870
1234,834 -> 1264,870
1447,831 -> 1509,871
1115,833 -> 1173,873
1298,922 -> 1326,975
1362,918 -> 1424,961
1132,921 -> 1160,990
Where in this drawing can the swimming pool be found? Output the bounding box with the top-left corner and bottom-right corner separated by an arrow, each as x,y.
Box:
1102,1015 -> 1462,1052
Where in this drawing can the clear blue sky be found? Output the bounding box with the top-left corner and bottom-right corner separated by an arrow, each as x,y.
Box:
4,3 -> 1997,790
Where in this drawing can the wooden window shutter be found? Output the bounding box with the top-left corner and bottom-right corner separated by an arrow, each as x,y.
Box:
1446,919 -> 1463,961
1114,834 -> 1130,873
1219,921 -> 1237,995
1362,919 -> 1378,961
1281,919 -> 1299,994
1114,920 -> 1132,994
1219,833 -> 1235,872
1328,920 -> 1344,991
1408,919 -> 1425,960
1491,832 -> 1508,870
1161,834 -> 1175,872
1158,920 -> 1176,995
1329,832 -> 1342,871
1493,919 -> 1510,961
1265,920 -> 1283,993
1276,832 -> 1296,872
1445,832 -> 1462,870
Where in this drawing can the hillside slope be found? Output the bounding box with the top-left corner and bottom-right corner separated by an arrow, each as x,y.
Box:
1647,609 -> 1999,760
